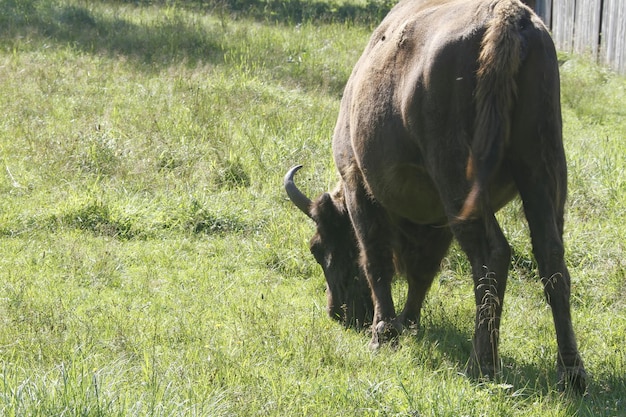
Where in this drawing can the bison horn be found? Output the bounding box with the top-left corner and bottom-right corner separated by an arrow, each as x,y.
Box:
284,165 -> 313,218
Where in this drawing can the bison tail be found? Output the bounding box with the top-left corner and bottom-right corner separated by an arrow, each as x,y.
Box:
458,0 -> 529,220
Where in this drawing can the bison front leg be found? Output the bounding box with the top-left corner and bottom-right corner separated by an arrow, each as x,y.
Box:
453,215 -> 511,380
343,183 -> 400,349
393,221 -> 453,330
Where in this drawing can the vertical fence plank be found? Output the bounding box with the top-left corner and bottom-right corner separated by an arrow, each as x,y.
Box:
618,0 -> 626,74
534,0 -> 552,26
542,0 -> 626,74
601,0 -> 617,68
552,1 -> 576,52
601,0 -> 626,74
573,0 -> 602,57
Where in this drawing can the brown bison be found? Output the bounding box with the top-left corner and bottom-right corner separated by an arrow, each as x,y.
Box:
285,0 -> 586,394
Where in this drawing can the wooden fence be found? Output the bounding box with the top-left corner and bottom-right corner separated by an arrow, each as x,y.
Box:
534,0 -> 626,74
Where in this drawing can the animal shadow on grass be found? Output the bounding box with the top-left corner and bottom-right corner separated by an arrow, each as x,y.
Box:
396,303 -> 561,397
400,301 -> 626,413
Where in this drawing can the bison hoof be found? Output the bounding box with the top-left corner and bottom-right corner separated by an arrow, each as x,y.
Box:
397,313 -> 420,334
466,357 -> 498,381
369,320 -> 402,350
557,366 -> 588,396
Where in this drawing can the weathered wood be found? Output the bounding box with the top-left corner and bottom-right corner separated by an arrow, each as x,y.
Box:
551,0 -> 575,52
535,0 -> 626,74
534,0 -> 552,26
573,0 -> 602,57
600,0 -> 626,74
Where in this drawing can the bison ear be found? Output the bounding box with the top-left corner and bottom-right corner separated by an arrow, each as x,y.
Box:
310,192 -> 333,223
311,190 -> 348,228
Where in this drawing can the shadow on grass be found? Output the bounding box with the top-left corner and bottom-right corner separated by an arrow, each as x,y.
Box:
0,1 -> 225,66
101,0 -> 394,26
0,0 -> 390,93
409,315 -> 626,416
0,0 -> 390,63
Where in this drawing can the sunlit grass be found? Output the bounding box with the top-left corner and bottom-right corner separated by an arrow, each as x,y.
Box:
0,1 -> 625,415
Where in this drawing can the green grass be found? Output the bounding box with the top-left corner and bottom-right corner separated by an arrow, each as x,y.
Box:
1,0 -> 625,415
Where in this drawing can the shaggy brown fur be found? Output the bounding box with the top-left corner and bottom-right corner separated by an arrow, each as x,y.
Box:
460,0 -> 524,219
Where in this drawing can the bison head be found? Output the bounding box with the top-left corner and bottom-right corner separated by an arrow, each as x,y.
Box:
284,165 -> 373,328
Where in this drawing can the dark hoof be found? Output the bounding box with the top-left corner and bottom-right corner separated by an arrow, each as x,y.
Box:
557,366 -> 588,396
397,313 -> 420,334
369,320 -> 402,350
466,356 -> 498,381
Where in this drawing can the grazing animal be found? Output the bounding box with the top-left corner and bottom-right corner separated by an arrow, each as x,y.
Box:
285,0 -> 586,394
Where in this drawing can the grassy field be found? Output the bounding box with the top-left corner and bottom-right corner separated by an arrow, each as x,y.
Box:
1,0 -> 625,415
